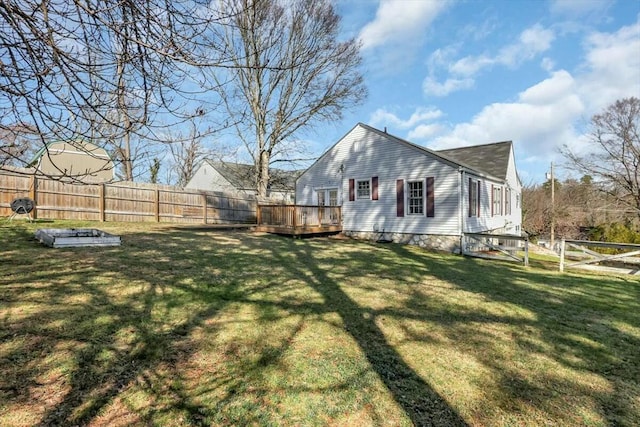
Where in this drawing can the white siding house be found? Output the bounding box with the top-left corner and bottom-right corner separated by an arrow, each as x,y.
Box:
186,160 -> 298,202
295,123 -> 522,252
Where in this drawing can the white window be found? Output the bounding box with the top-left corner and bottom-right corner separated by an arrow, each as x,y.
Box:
469,179 -> 480,217
493,186 -> 503,216
505,188 -> 511,215
357,180 -> 370,199
408,181 -> 424,215
329,189 -> 338,206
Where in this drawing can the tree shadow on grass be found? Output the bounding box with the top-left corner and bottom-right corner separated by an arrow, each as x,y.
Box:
379,242 -> 640,426
0,225 -> 292,426
265,239 -> 468,426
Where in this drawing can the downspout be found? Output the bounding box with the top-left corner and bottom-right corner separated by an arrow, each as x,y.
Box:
458,167 -> 464,254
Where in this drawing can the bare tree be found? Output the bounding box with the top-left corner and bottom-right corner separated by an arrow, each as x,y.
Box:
212,0 -> 366,198
0,1 -> 226,181
0,124 -> 39,167
562,97 -> 640,219
166,121 -> 213,187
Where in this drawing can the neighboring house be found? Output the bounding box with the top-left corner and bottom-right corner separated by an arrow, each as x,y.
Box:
30,140 -> 114,182
295,123 -> 522,252
186,160 -> 298,202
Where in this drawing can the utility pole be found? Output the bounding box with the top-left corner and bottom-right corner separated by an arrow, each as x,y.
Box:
550,162 -> 555,251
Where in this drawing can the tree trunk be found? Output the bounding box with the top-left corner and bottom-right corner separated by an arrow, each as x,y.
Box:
256,150 -> 269,199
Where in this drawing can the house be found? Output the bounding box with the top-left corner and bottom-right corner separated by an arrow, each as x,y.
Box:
295,123 -> 522,252
30,140 -> 114,182
186,160 -> 299,202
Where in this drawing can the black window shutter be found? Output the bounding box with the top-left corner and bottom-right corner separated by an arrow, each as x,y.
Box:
349,179 -> 355,202
468,177 -> 473,217
477,181 -> 481,217
372,176 -> 379,200
426,177 -> 435,217
396,179 -> 404,217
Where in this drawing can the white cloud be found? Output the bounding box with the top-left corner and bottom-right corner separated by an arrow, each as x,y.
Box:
358,0 -> 450,50
370,106 -> 443,129
427,70 -> 585,157
577,20 -> 640,113
423,76 -> 474,97
424,24 -> 555,97
541,57 -> 556,72
408,123 -> 445,140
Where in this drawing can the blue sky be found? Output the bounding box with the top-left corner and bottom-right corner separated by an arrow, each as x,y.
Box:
306,0 -> 640,185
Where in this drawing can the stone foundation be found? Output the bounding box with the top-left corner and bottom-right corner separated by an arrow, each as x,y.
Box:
343,230 -> 461,253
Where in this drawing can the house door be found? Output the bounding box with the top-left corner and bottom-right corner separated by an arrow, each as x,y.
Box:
328,189 -> 339,223
316,189 -> 339,206
317,190 -> 326,206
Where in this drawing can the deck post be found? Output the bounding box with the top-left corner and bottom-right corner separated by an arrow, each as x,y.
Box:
256,205 -> 262,226
524,235 -> 529,267
292,205 -> 297,229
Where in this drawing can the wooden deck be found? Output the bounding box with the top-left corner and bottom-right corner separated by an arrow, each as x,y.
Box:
256,205 -> 342,236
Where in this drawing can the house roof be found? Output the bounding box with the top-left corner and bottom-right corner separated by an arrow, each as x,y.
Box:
204,160 -> 300,191
356,123 -> 508,182
437,141 -> 512,181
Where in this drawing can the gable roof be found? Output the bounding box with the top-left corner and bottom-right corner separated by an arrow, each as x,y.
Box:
437,141 -> 512,181
298,123 -> 516,184
204,160 -> 300,191
355,123 -> 508,181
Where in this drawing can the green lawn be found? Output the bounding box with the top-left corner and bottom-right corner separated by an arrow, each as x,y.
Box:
1,221 -> 638,426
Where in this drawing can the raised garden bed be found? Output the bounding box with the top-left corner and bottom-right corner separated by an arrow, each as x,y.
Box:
35,228 -> 121,248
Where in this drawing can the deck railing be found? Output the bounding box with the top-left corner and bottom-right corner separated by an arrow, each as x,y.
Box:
257,204 -> 341,229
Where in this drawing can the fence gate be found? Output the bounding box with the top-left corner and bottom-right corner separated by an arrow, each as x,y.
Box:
462,233 -> 529,266
559,239 -> 640,274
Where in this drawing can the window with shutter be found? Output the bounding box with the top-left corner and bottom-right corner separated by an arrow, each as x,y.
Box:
407,181 -> 424,215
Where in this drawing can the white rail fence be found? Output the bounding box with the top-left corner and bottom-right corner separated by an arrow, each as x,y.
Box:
462,233 -> 529,266
559,239 -> 640,275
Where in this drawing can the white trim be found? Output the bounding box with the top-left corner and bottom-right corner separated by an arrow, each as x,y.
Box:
406,179 -> 424,215
356,178 -> 371,200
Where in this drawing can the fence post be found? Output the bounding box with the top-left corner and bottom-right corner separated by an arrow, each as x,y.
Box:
559,239 -> 566,272
29,175 -> 38,219
256,205 -> 262,226
154,188 -> 160,222
524,235 -> 529,267
202,193 -> 208,224
99,183 -> 106,222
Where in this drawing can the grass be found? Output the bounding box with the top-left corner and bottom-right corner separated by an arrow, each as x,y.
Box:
0,220 -> 638,426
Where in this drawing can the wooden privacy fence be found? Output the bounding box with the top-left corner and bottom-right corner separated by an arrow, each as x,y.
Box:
462,232 -> 529,266
257,204 -> 342,235
559,239 -> 640,274
0,170 -> 256,224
